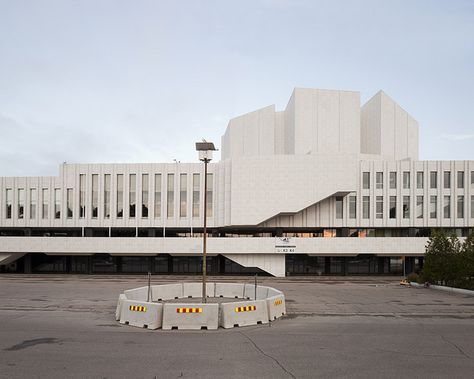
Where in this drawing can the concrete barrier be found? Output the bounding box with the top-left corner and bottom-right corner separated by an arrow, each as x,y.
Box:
182,282 -> 215,298
243,284 -> 269,300
215,283 -> 244,298
220,299 -> 269,328
119,300 -> 163,329
267,287 -> 283,297
151,283 -> 183,301
117,282 -> 285,330
115,294 -> 126,321
266,294 -> 286,320
124,286 -> 149,301
162,303 -> 219,330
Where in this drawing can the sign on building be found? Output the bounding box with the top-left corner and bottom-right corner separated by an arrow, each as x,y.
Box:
275,237 -> 296,253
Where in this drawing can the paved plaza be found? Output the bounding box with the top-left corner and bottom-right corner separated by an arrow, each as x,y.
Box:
1,275 -> 473,378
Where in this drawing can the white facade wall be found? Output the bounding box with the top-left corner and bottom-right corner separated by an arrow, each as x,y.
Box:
0,163 -> 220,229
291,88 -> 361,156
361,91 -> 419,161
1,87 -> 473,277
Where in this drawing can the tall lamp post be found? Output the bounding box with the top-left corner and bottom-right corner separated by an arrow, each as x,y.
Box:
195,141 -> 217,303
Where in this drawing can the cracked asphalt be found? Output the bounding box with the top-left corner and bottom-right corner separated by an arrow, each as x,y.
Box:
0,275 -> 473,378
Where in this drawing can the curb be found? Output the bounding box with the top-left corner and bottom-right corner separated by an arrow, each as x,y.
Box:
410,282 -> 474,296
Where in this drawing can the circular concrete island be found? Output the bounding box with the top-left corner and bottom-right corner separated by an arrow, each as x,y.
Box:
115,282 -> 286,330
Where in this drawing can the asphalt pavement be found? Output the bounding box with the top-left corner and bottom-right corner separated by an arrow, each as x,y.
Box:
0,275 -> 473,378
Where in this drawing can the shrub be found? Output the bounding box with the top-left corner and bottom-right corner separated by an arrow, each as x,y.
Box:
406,272 -> 419,283
421,229 -> 474,290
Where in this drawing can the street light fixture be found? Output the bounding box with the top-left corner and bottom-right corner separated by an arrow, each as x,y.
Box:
195,140 -> 217,303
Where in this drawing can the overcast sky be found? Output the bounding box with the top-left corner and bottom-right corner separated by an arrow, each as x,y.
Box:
0,0 -> 473,177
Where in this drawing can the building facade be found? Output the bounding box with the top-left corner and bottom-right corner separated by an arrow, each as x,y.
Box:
1,88 -> 473,276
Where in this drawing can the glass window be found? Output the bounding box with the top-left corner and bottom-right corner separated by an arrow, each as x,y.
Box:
42,188 -> 49,219
167,173 -> 174,218
54,188 -> 61,219
362,196 -> 370,219
403,196 -> 410,219
142,174 -> 149,218
92,174 -> 98,218
389,172 -> 397,189
457,171 -> 464,189
403,172 -> 410,189
129,174 -> 136,218
416,195 -> 423,219
471,195 -> 474,219
5,188 -> 12,219
104,174 -> 111,218
444,195 -> 450,219
154,174 -> 161,218
180,173 -> 187,218
117,174 -> 123,218
67,188 -> 73,218
336,196 -> 343,219
206,173 -> 213,217
376,196 -> 383,219
30,188 -> 37,219
349,195 -> 356,219
18,188 -> 25,219
430,195 -> 437,219
416,171 -> 424,189
192,174 -> 200,218
389,196 -> 396,219
79,174 -> 86,218
376,172 -> 383,189
444,171 -> 451,189
471,171 -> 474,189
430,171 -> 437,189
457,195 -> 464,218
362,172 -> 370,189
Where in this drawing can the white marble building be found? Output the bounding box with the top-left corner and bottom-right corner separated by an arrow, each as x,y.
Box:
1,88 -> 473,276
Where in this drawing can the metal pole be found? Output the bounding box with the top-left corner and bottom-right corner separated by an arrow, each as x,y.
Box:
202,159 -> 208,303
254,274 -> 257,300
147,272 -> 151,302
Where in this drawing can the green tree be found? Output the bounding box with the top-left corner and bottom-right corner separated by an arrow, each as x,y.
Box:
460,229 -> 474,289
446,234 -> 463,287
422,230 -> 451,285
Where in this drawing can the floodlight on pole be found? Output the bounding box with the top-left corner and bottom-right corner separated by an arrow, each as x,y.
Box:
195,140 -> 217,303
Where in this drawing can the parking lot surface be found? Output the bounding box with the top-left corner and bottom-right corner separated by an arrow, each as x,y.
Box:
1,275 -> 473,378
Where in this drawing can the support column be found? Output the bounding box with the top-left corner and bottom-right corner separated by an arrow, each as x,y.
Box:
342,257 -> 348,276
24,254 -> 32,274
87,256 -> 93,274
378,257 -> 385,274
116,256 -> 122,274
66,256 -> 72,274
149,256 -> 154,273
168,255 -> 173,274
324,257 -> 331,275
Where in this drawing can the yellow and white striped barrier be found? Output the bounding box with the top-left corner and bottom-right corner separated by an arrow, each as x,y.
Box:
119,300 -> 163,330
176,307 -> 202,313
235,305 -> 256,312
221,300 -> 269,328
117,282 -> 286,330
162,303 -> 218,330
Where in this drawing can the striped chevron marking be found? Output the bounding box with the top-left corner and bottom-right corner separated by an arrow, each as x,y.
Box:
274,299 -> 283,306
235,305 -> 256,313
176,307 -> 202,313
129,305 -> 147,312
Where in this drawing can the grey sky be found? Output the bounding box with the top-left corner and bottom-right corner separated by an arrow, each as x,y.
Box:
0,0 -> 473,177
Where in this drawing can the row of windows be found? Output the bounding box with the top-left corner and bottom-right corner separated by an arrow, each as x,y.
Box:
335,195 -> 474,220
362,170 -> 473,190
3,173 -> 213,220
